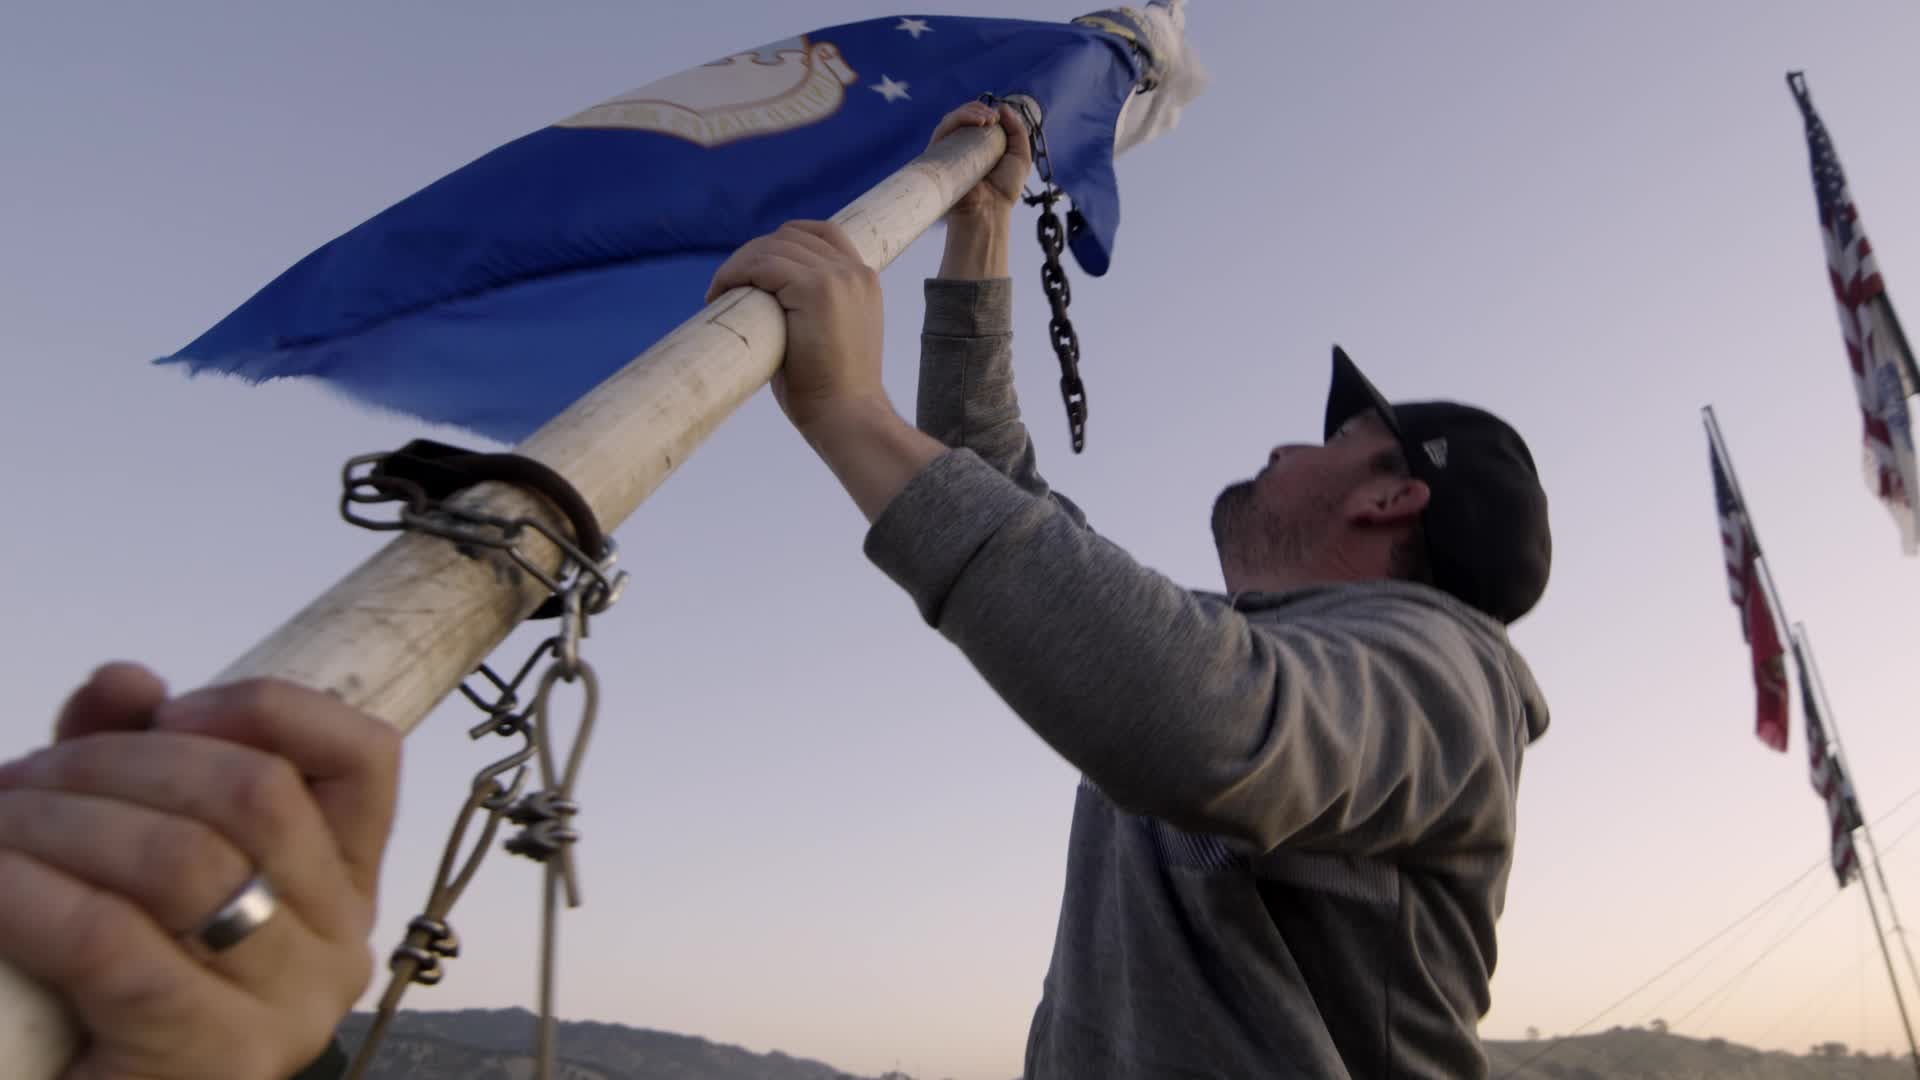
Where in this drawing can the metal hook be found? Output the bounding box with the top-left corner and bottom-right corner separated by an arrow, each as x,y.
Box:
469,712 -> 538,812
558,586 -> 586,679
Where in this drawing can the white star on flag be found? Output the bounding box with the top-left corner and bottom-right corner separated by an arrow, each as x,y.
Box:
871,75 -> 911,103
896,17 -> 932,38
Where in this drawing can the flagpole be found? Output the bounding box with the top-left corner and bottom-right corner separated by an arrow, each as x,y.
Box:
1706,404 -> 1920,1072
1796,624 -> 1920,1004
1701,406 -> 1796,633
0,101 -> 1051,1080
1862,870 -> 1920,1077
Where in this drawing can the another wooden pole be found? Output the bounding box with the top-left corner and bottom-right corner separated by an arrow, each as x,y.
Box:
0,110 -> 1016,1080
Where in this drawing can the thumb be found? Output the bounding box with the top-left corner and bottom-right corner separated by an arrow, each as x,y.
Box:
53,662 -> 167,742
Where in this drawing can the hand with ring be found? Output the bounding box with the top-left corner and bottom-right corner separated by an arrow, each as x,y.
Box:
0,663 -> 402,1080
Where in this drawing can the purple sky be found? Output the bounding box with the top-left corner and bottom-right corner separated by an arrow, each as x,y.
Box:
6,3 -> 1920,1076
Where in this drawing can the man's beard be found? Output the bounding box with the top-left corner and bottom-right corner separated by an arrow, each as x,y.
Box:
1211,478 -> 1317,572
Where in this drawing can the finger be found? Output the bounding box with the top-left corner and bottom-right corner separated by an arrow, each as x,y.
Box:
929,100 -> 996,145
707,232 -> 828,302
996,103 -> 1033,160
742,233 -> 840,272
52,662 -> 168,742
0,731 -> 362,941
707,251 -> 816,308
767,222 -> 847,263
0,788 -> 253,936
0,786 -> 316,994
705,233 -> 778,301
782,219 -> 864,262
153,680 -> 401,906
0,847 -> 266,1073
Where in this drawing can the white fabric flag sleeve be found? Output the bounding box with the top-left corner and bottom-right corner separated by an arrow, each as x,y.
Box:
1112,0 -> 1209,154
1860,296 -> 1920,553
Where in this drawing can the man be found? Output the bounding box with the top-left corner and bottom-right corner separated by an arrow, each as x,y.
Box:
704,100 -> 1553,1077
2,101 -> 1549,1079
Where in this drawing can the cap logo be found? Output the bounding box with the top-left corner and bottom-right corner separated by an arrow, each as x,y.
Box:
1422,437 -> 1449,468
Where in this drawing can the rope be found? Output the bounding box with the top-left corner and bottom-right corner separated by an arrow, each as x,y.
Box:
333,440 -> 623,1080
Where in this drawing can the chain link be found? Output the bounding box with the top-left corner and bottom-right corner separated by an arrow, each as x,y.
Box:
340,450 -> 628,618
980,92 -> 1089,454
338,447 -> 621,1080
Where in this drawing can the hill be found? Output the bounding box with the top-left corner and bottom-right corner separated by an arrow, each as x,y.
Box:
1484,1025 -> 1910,1079
334,1009 -> 1913,1078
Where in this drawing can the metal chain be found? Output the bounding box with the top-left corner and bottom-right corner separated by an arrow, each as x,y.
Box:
980,92 -> 1088,453
337,449 -> 625,1080
340,451 -> 628,622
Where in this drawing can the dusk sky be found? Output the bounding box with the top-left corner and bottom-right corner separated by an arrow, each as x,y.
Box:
7,3 -> 1920,1077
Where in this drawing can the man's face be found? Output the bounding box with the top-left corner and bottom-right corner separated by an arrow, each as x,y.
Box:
1210,410 -> 1405,570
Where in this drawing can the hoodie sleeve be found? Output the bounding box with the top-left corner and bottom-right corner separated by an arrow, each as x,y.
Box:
917,277 -> 1091,529
864,448 -> 1528,859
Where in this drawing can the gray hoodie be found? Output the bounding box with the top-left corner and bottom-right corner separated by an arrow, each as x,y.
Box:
860,278 -> 1551,1078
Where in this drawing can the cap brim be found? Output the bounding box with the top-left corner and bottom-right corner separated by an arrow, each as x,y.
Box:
1325,346 -> 1406,444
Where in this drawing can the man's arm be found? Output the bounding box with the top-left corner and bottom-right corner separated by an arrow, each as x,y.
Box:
708,214 -> 1520,859
913,102 -> 1091,527
860,447 -> 1522,857
917,274 -> 1090,529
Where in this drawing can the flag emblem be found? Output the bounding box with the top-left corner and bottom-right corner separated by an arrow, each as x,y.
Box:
559,37 -> 860,148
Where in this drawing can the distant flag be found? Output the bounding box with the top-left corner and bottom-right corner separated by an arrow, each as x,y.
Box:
157,6 -> 1202,443
1788,72 -> 1920,555
1708,434 -> 1789,752
1790,637 -> 1863,886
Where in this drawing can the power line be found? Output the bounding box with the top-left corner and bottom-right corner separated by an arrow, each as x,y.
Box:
1671,884 -> 1848,1031
1631,871 -> 1826,1024
1751,928 -> 1869,1045
1604,892 -> 1851,1077
1497,780 -> 1920,1078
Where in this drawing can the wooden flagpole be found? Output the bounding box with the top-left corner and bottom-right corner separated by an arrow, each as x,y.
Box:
0,108 -> 1022,1080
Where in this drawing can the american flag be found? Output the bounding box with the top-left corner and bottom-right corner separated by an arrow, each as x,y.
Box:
1791,634 -> 1864,887
1790,72 -> 1920,555
1709,433 -> 1789,752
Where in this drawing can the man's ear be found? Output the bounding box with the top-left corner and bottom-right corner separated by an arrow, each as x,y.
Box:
1347,475 -> 1430,528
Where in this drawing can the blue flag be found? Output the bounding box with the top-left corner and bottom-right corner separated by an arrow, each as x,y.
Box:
160,10 -> 1178,443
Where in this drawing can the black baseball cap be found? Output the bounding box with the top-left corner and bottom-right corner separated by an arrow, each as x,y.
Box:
1324,346 -> 1551,625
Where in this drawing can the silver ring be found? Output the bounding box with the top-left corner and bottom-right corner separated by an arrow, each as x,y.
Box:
190,873 -> 278,953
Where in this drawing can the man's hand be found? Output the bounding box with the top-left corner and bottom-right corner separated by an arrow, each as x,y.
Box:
705,219 -> 887,438
930,100 -> 1031,281
0,663 -> 401,1080
933,100 -> 1032,224
707,220 -> 945,522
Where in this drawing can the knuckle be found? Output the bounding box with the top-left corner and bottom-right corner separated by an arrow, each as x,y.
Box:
226,755 -> 304,838
136,817 -> 239,907
362,718 -> 402,778
25,742 -> 90,790
218,678 -> 287,725
59,888 -> 179,1013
